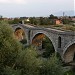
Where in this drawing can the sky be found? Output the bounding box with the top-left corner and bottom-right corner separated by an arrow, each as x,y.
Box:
0,0 -> 74,17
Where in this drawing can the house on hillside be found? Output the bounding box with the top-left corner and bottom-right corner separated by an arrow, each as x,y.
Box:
71,18 -> 75,21
55,19 -> 62,25
50,19 -> 62,25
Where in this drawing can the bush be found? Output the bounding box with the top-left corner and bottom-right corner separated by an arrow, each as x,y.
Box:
40,54 -> 64,75
16,46 -> 43,75
64,70 -> 75,75
62,25 -> 75,31
3,66 -> 21,75
0,21 -> 23,74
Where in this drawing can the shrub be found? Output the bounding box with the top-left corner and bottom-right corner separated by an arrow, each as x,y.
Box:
3,66 -> 21,75
40,54 -> 64,75
0,21 -> 23,74
16,46 -> 43,75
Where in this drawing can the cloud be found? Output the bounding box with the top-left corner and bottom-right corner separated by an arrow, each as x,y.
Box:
0,0 -> 27,4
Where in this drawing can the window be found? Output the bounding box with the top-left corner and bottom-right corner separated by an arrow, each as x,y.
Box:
28,30 -> 30,40
58,36 -> 61,48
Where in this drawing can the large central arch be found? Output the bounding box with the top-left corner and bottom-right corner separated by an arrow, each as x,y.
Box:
31,32 -> 56,51
31,32 -> 55,57
63,41 -> 75,63
31,32 -> 57,49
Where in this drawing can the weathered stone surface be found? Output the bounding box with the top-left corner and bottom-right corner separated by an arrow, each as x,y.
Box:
12,24 -> 75,63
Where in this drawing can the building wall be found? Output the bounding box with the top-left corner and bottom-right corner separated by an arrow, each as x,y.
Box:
56,20 -> 61,25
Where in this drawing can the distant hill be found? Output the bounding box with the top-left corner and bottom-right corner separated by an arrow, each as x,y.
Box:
53,10 -> 75,16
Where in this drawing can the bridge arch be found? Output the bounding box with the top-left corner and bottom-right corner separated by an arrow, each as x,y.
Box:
14,27 -> 27,44
31,32 -> 56,52
63,41 -> 75,63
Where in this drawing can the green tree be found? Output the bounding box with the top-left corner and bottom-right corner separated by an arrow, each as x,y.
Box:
39,17 -> 44,25
29,17 -> 34,24
0,21 -> 22,74
49,14 -> 58,19
42,37 -> 55,58
8,18 -> 21,24
62,19 -> 70,24
29,17 -> 38,25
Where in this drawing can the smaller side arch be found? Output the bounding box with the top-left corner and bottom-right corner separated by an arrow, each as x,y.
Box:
63,41 -> 75,55
14,27 -> 25,41
14,26 -> 28,44
63,41 -> 75,63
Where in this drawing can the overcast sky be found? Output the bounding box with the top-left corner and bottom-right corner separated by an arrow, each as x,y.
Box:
0,0 -> 74,17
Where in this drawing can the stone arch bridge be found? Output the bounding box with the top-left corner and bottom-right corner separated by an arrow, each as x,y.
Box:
12,24 -> 75,63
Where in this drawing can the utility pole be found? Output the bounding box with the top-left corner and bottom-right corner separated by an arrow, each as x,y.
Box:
63,12 -> 65,17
